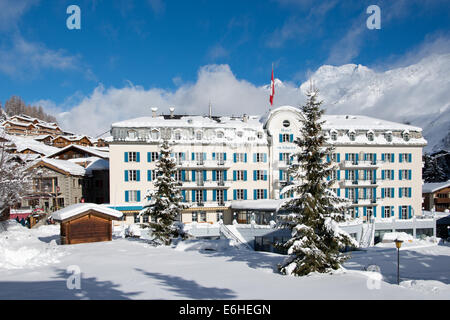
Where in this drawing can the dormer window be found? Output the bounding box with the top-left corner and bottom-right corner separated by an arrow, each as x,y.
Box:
367,131 -> 374,142
403,131 -> 410,142
217,131 -> 224,139
283,120 -> 290,128
237,131 -> 243,138
385,132 -> 392,142
196,131 -> 203,140
174,131 -> 181,140
349,131 -> 356,141
330,130 -> 337,141
257,132 -> 263,139
151,129 -> 160,140
128,130 -> 137,139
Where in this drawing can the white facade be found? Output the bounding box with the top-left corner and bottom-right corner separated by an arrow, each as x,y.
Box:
108,106 -> 426,225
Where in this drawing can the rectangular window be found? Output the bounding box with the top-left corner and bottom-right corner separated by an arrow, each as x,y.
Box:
234,189 -> 245,200
234,153 -> 246,163
281,134 -> 290,143
383,188 -> 395,198
128,152 -> 138,162
128,170 -> 138,182
192,212 -> 198,222
254,189 -> 266,200
254,170 -> 267,181
384,206 -> 392,218
216,190 -> 224,203
382,153 -> 394,163
127,190 -> 140,202
401,206 -> 408,219
254,153 -> 267,163
280,153 -> 291,165
149,152 -> 159,162
235,170 -> 245,181
399,153 -> 412,163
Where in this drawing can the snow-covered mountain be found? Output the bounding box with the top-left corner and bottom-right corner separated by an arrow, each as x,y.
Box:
300,54 -> 450,153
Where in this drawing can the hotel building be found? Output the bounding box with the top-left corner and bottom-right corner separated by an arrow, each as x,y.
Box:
108,106 -> 427,225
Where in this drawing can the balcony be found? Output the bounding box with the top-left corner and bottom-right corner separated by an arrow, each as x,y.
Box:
341,160 -> 379,168
177,160 -> 231,169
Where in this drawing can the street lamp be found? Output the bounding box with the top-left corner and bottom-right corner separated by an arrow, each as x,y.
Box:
394,239 -> 403,285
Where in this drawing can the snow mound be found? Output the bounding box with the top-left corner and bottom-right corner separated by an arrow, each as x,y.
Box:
174,239 -> 240,252
381,232 -> 414,242
400,280 -> 449,294
0,221 -> 66,270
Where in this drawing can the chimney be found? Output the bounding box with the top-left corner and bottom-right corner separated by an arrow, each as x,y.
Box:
243,114 -> 248,123
169,107 -> 175,118
151,107 -> 158,118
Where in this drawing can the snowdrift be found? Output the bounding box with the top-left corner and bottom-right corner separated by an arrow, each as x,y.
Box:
0,221 -> 66,269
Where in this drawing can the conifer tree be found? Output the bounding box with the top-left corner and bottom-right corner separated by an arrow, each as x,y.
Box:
140,140 -> 186,245
278,87 -> 357,277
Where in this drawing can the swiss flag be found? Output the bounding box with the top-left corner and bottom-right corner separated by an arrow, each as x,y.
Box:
270,66 -> 275,106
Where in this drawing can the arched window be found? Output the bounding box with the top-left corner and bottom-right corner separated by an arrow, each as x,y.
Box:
349,130 -> 356,141
174,131 -> 181,140
367,131 -> 374,142
385,132 -> 392,142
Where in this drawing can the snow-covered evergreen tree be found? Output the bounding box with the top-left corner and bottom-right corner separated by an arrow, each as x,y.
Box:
140,140 -> 186,245
278,87 -> 357,277
423,153 -> 447,182
0,135 -> 32,217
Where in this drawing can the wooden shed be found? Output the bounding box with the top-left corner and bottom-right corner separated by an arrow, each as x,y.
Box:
52,203 -> 123,245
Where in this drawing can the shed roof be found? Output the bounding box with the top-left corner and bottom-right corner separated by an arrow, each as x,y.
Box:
52,203 -> 123,221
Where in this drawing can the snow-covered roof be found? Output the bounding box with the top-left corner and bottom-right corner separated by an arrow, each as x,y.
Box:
230,199 -> 287,211
36,158 -> 86,176
6,134 -> 59,156
67,157 -> 109,174
52,203 -> 123,221
47,144 -> 109,159
422,180 -> 450,193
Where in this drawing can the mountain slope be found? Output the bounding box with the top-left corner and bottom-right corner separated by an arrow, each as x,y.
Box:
301,54 -> 450,153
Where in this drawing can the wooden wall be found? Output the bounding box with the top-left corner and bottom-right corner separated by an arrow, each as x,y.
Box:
60,210 -> 113,245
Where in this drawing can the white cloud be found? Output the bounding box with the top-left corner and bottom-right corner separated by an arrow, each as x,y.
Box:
0,34 -> 83,79
45,52 -> 450,152
0,0 -> 39,31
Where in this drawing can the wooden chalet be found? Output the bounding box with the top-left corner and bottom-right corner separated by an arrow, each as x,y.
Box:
52,135 -> 94,148
52,203 -> 122,245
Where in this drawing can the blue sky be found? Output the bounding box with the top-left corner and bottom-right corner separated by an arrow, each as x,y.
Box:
0,0 -> 449,136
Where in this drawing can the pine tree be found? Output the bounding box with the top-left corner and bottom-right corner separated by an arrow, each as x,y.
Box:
278,87 -> 357,277
140,140 -> 186,245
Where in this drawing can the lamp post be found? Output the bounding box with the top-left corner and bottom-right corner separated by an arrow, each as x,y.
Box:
394,239 -> 403,285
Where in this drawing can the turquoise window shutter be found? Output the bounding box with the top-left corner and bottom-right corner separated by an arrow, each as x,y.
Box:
203,190 -> 207,202
264,189 -> 268,199
192,190 -> 196,202
289,134 -> 293,142
381,154 -> 385,161
408,170 -> 412,180
408,154 -> 412,162
212,152 -> 216,160
213,190 -> 217,201
148,170 -> 152,181
391,154 -> 395,162
337,153 -> 341,162
223,190 -> 227,201
374,206 -> 377,217
253,153 -> 256,163
399,188 -> 402,198
192,153 -> 195,161
279,134 -> 282,143
263,153 -> 267,163
279,153 -> 283,161
399,154 -> 403,163
244,171 -> 247,181
244,154 -> 247,163
213,171 -> 217,181
233,153 -> 237,163
192,170 -> 196,182
202,170 -> 207,181
264,170 -> 268,181
125,191 -> 129,202
181,170 -> 185,181
136,170 -> 140,182
233,171 -> 236,181
124,152 -> 129,162
136,152 -> 140,162
137,191 -> 141,202
224,153 -> 227,161
223,171 -> 227,181
381,206 -> 385,218
147,152 -> 151,162
244,190 -> 247,200
125,170 -> 129,182
253,190 -> 257,199
233,190 -> 236,200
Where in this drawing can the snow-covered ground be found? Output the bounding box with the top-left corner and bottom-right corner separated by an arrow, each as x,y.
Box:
0,221 -> 449,300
